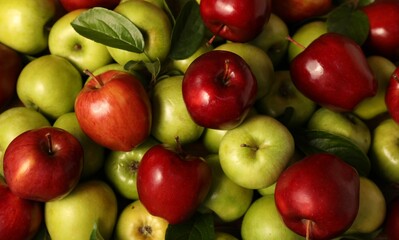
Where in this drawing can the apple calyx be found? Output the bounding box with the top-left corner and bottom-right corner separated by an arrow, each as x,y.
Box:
139,225 -> 152,237
83,69 -> 104,88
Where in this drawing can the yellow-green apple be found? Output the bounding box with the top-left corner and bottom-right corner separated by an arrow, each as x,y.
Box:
214,42 -> 274,100
74,69 -> 152,151
182,50 -> 257,130
106,0 -> 172,66
255,70 -> 317,128
104,136 -> 158,200
53,112 -> 105,180
45,180 -> 118,240
215,232 -> 239,240
16,54 -> 83,120
241,195 -> 304,240
114,200 -> 169,240
0,107 -> 51,176
59,0 -> 120,12
201,128 -> 227,154
151,75 -> 204,147
272,0 -> 333,24
48,9 -> 113,72
3,126 -> 83,202
307,107 -> 371,154
0,0 -> 57,55
219,114 -> 295,189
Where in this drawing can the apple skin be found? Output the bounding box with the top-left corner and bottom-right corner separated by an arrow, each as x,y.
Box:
16,54 -> 83,120
384,196 -> 399,240
0,0 -> 56,55
199,0 -> 272,42
59,0 -> 120,12
3,126 -> 84,202
137,144 -> 212,224
74,69 -> 152,151
48,9 -> 113,72
45,180 -> 118,240
274,153 -> 360,240
0,177 -> 43,240
182,50 -> 258,130
114,200 -> 169,240
201,128 -> 227,154
290,32 -> 378,112
385,65 -> 399,124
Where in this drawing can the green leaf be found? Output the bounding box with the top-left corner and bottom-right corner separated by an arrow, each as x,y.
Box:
165,212 -> 215,240
326,3 -> 370,45
90,222 -> 104,240
169,0 -> 206,60
71,7 -> 145,53
293,129 -> 371,176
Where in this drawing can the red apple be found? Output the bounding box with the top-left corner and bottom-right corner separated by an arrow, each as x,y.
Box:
3,126 -> 84,202
274,153 -> 360,240
362,0 -> 399,62
182,50 -> 257,130
59,0 -> 120,12
290,32 -> 378,112
385,196 -> 399,239
0,178 -> 43,240
199,0 -> 272,42
272,0 -> 333,24
137,143 -> 212,224
74,70 -> 152,151
385,66 -> 399,124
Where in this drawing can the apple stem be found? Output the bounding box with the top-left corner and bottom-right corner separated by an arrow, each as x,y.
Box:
46,133 -> 54,155
240,143 -> 259,151
305,219 -> 313,240
83,69 -> 104,88
223,59 -> 231,83
286,36 -> 306,50
206,24 -> 225,46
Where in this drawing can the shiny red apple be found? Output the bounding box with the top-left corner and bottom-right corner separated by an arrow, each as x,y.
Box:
385,66 -> 399,124
59,0 -> 120,12
74,70 -> 152,151
272,0 -> 333,24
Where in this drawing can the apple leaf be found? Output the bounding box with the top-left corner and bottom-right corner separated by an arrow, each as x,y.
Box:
168,0 -> 206,60
293,129 -> 371,176
326,3 -> 369,45
165,212 -> 215,240
90,222 -> 104,240
71,7 -> 145,53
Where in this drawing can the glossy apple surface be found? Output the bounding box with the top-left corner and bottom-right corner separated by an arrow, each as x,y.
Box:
385,65 -> 399,124
59,0 -> 120,12
272,0 -> 333,24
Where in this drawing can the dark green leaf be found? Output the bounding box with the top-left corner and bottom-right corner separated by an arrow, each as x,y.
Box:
293,129 -> 371,176
71,7 -> 145,53
90,222 -> 104,240
326,3 -> 370,45
165,212 -> 215,240
169,0 -> 206,60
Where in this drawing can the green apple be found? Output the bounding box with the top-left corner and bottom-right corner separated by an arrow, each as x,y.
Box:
0,106 -> 51,176
48,9 -> 113,72
107,0 -> 172,67
0,0 -> 56,55
104,136 -> 159,200
354,55 -> 396,120
45,180 -> 118,240
257,182 -> 276,196
201,154 -> 253,222
201,128 -> 227,154
215,232 -> 239,240
53,112 -> 105,180
151,75 -> 204,146
241,195 -> 305,240
255,70 -> 317,128
248,13 -> 290,67
288,21 -> 328,61
16,54 -> 83,120
215,42 -> 275,100
219,114 -> 295,189
307,107 -> 371,154
114,200 -> 169,240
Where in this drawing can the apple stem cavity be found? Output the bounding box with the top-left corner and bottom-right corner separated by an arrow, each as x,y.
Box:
286,36 -> 306,50
83,69 -> 104,88
240,143 -> 259,151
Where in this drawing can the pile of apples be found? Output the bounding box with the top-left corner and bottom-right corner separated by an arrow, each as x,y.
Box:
2,0 -> 399,239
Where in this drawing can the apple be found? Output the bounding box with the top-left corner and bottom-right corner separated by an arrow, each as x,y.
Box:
274,153 -> 360,240
59,0 -> 120,12
48,9 -> 113,72
0,0 -> 56,55
151,75 -> 204,147
3,126 -> 83,202
137,144 -> 212,224
219,114 -> 295,189
215,231 -> 239,240
307,107 -> 371,154
290,32 -> 378,112
241,194 -> 304,240
53,112 -> 105,180
0,107 -> 51,176
255,70 -> 317,128
104,136 -> 159,200
201,128 -> 227,154
45,180 -> 118,240
114,200 -> 169,240
16,54 -> 83,120
0,177 -> 43,240
0,43 -> 22,111
106,0 -> 172,67
74,69 -> 152,151
384,196 -> 399,240
199,0 -> 272,42
182,50 -> 257,130
385,65 -> 399,124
